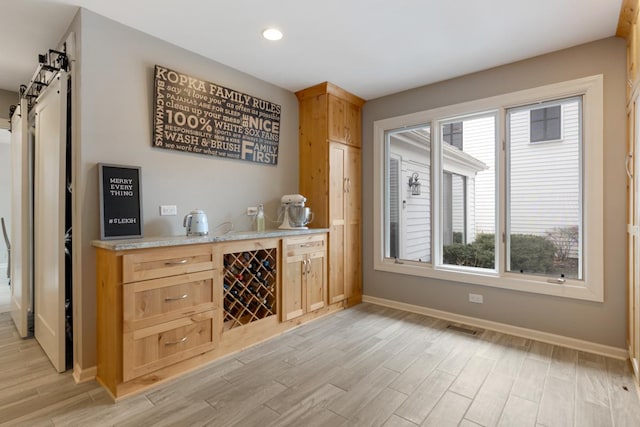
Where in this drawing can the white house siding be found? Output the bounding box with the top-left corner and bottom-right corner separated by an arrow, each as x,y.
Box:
388,133 -> 431,262
402,161 -> 430,261
460,116 -> 496,235
508,100 -> 580,247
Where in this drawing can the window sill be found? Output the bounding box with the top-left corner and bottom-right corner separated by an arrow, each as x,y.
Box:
374,258 -> 603,302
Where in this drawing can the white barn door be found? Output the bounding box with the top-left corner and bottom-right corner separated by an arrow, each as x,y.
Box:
10,100 -> 32,338
34,72 -> 67,372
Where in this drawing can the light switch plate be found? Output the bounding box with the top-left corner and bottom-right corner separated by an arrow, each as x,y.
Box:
469,293 -> 483,304
160,205 -> 177,216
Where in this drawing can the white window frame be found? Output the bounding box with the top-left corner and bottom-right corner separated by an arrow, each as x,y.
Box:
373,75 -> 604,302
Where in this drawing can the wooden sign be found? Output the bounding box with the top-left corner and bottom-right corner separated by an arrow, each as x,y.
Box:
153,65 -> 281,165
98,163 -> 143,240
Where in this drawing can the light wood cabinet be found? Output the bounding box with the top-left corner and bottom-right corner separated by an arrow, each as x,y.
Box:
622,0 -> 640,388
220,239 -> 279,330
96,244 -> 221,398
296,82 -> 365,306
281,234 -> 327,320
329,94 -> 361,147
328,142 -> 362,302
95,231 -> 338,399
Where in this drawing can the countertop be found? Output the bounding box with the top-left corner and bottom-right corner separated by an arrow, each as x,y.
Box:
91,228 -> 330,251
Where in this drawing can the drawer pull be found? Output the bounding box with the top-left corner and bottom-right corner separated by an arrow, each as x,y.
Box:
300,243 -> 313,247
164,336 -> 188,346
164,294 -> 188,302
165,259 -> 188,265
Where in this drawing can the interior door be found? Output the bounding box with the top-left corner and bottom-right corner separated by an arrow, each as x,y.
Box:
34,72 -> 67,372
10,100 -> 32,338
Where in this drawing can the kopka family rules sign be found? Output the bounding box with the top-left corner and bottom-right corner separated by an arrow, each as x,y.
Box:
152,65 -> 281,165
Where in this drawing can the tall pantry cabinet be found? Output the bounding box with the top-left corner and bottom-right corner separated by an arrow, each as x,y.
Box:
621,0 -> 640,389
296,83 -> 365,306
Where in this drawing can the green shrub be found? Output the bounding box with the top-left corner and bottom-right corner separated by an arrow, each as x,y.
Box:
509,234 -> 556,274
443,233 -> 495,269
442,233 -> 555,273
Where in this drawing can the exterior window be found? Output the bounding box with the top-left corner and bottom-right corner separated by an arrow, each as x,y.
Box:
374,75 -> 603,301
530,105 -> 561,142
508,97 -> 582,279
440,115 -> 496,270
385,125 -> 431,263
442,122 -> 463,149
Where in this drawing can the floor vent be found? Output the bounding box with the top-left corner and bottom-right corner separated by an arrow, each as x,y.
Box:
446,324 -> 479,336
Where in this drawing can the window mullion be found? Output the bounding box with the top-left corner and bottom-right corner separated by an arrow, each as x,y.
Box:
432,119 -> 442,267
498,108 -> 507,275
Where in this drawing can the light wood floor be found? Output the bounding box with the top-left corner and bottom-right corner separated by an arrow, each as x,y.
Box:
1,303 -> 639,426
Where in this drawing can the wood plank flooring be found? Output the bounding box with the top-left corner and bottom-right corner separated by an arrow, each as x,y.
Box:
1,303 -> 639,426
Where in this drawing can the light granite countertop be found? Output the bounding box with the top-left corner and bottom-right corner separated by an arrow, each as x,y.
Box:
91,228 -> 329,251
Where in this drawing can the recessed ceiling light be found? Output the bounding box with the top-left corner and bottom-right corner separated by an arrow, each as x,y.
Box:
263,28 -> 283,41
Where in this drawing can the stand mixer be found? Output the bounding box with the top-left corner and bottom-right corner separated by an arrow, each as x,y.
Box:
279,194 -> 313,229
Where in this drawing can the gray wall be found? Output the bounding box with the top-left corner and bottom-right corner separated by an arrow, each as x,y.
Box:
0,89 -> 17,121
362,37 -> 627,348
75,10 -> 299,369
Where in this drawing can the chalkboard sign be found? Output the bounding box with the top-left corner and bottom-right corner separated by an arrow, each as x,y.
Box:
98,163 -> 143,240
152,65 -> 280,165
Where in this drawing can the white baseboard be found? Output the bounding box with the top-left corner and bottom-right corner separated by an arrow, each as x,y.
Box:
363,295 -> 628,360
73,363 -> 97,384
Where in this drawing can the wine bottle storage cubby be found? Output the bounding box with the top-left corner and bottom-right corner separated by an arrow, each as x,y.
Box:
223,248 -> 277,330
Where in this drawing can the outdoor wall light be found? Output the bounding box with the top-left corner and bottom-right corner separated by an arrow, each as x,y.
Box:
409,172 -> 421,195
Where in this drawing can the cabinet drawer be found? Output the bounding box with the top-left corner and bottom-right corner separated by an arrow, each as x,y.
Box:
123,310 -> 217,381
123,270 -> 217,331
123,245 -> 214,283
284,234 -> 326,257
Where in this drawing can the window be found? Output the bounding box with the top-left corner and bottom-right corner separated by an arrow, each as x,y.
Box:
373,75 -> 603,302
440,114 -> 496,270
530,105 -> 561,142
442,121 -> 463,149
508,97 -> 581,279
385,125 -> 431,262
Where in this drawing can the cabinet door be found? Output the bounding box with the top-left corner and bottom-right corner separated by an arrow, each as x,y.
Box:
345,101 -> 361,147
328,95 -> 361,147
345,146 -> 362,300
328,95 -> 347,144
329,144 -> 347,303
282,254 -> 305,321
306,251 -> 326,312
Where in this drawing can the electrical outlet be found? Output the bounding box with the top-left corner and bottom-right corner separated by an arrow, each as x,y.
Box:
247,206 -> 258,216
160,205 -> 177,216
469,293 -> 483,304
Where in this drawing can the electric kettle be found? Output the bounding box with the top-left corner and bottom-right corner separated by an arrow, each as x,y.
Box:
183,209 -> 209,236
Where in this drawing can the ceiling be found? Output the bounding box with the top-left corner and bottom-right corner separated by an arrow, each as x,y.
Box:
0,0 -> 624,100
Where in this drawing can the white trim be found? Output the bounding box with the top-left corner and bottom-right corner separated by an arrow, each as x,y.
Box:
362,294 -> 628,360
373,75 -> 604,302
73,363 -> 97,384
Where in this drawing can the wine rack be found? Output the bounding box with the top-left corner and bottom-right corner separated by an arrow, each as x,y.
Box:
223,248 -> 277,330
